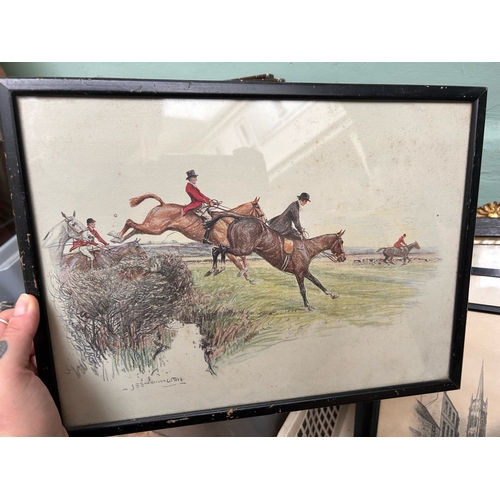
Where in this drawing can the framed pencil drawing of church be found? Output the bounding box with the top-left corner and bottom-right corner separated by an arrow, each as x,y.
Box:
0,77 -> 487,436
376,311 -> 497,437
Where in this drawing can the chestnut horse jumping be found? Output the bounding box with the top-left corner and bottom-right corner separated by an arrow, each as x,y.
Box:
208,216 -> 346,310
111,194 -> 266,283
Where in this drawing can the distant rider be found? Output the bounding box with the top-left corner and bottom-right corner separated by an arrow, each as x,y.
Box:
393,234 -> 408,250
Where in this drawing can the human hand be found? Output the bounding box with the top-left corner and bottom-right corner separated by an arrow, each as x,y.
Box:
0,294 -> 67,437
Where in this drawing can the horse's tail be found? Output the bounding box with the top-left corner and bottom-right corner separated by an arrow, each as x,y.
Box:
204,212 -> 246,229
376,247 -> 386,252
129,193 -> 166,208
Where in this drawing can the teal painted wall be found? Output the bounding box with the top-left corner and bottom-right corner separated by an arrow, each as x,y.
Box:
1,62 -> 499,204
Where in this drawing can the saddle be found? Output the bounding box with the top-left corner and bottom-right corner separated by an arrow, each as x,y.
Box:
278,238 -> 294,271
283,238 -> 294,255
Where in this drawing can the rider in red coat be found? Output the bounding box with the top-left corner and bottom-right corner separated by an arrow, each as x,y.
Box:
393,234 -> 407,248
87,218 -> 109,247
69,218 -> 108,261
182,171 -> 213,216
182,170 -> 217,243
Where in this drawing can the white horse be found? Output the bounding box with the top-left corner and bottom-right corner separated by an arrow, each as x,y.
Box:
42,212 -> 93,267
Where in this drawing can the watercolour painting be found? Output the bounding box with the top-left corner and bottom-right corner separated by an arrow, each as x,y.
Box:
0,80 -> 485,434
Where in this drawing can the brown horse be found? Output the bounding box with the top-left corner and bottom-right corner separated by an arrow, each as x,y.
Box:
111,194 -> 266,283
376,241 -> 421,265
210,217 -> 346,310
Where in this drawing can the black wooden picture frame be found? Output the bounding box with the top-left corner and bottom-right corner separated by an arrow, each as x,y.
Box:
0,78 -> 487,436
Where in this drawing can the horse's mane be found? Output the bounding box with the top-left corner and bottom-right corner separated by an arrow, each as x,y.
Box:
44,220 -> 64,240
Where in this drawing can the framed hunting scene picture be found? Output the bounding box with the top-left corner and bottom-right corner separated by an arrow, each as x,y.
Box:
0,78 -> 486,436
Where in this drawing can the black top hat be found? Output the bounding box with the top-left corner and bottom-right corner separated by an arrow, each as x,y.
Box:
297,192 -> 311,202
186,170 -> 199,179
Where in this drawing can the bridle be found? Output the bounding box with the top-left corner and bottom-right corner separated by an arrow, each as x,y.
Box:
64,217 -> 87,238
215,201 -> 267,223
320,233 -> 345,262
250,203 -> 267,222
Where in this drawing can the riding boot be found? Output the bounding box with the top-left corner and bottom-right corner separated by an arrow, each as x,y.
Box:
203,228 -> 211,244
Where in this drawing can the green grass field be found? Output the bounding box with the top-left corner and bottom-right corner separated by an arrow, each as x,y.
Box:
188,257 -> 438,358
58,249 -> 439,372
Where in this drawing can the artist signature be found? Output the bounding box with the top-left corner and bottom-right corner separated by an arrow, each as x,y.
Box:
124,376 -> 185,391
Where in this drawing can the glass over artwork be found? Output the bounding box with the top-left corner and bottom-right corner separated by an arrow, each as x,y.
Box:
14,93 -> 475,430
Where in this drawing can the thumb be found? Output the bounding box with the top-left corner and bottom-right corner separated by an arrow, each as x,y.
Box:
0,294 -> 39,368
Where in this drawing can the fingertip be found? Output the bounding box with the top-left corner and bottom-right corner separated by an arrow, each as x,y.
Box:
13,294 -> 39,318
13,293 -> 30,317
1,294 -> 40,363
8,294 -> 40,339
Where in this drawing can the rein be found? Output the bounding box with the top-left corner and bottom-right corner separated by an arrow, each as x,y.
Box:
216,205 -> 266,220
321,252 -> 339,262
279,234 -> 342,270
310,234 -> 344,262
214,204 -> 233,212
64,219 -> 87,238
45,220 -> 88,249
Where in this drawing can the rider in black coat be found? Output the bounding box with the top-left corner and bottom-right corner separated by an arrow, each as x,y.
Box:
268,192 -> 311,239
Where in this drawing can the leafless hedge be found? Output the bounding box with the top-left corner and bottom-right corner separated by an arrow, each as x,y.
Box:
56,251 -> 263,375
58,254 -> 192,373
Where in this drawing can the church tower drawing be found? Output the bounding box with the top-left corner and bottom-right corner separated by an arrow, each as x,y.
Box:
466,361 -> 488,437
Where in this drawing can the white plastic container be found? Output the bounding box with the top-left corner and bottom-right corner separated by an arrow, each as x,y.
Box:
0,235 -> 24,304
